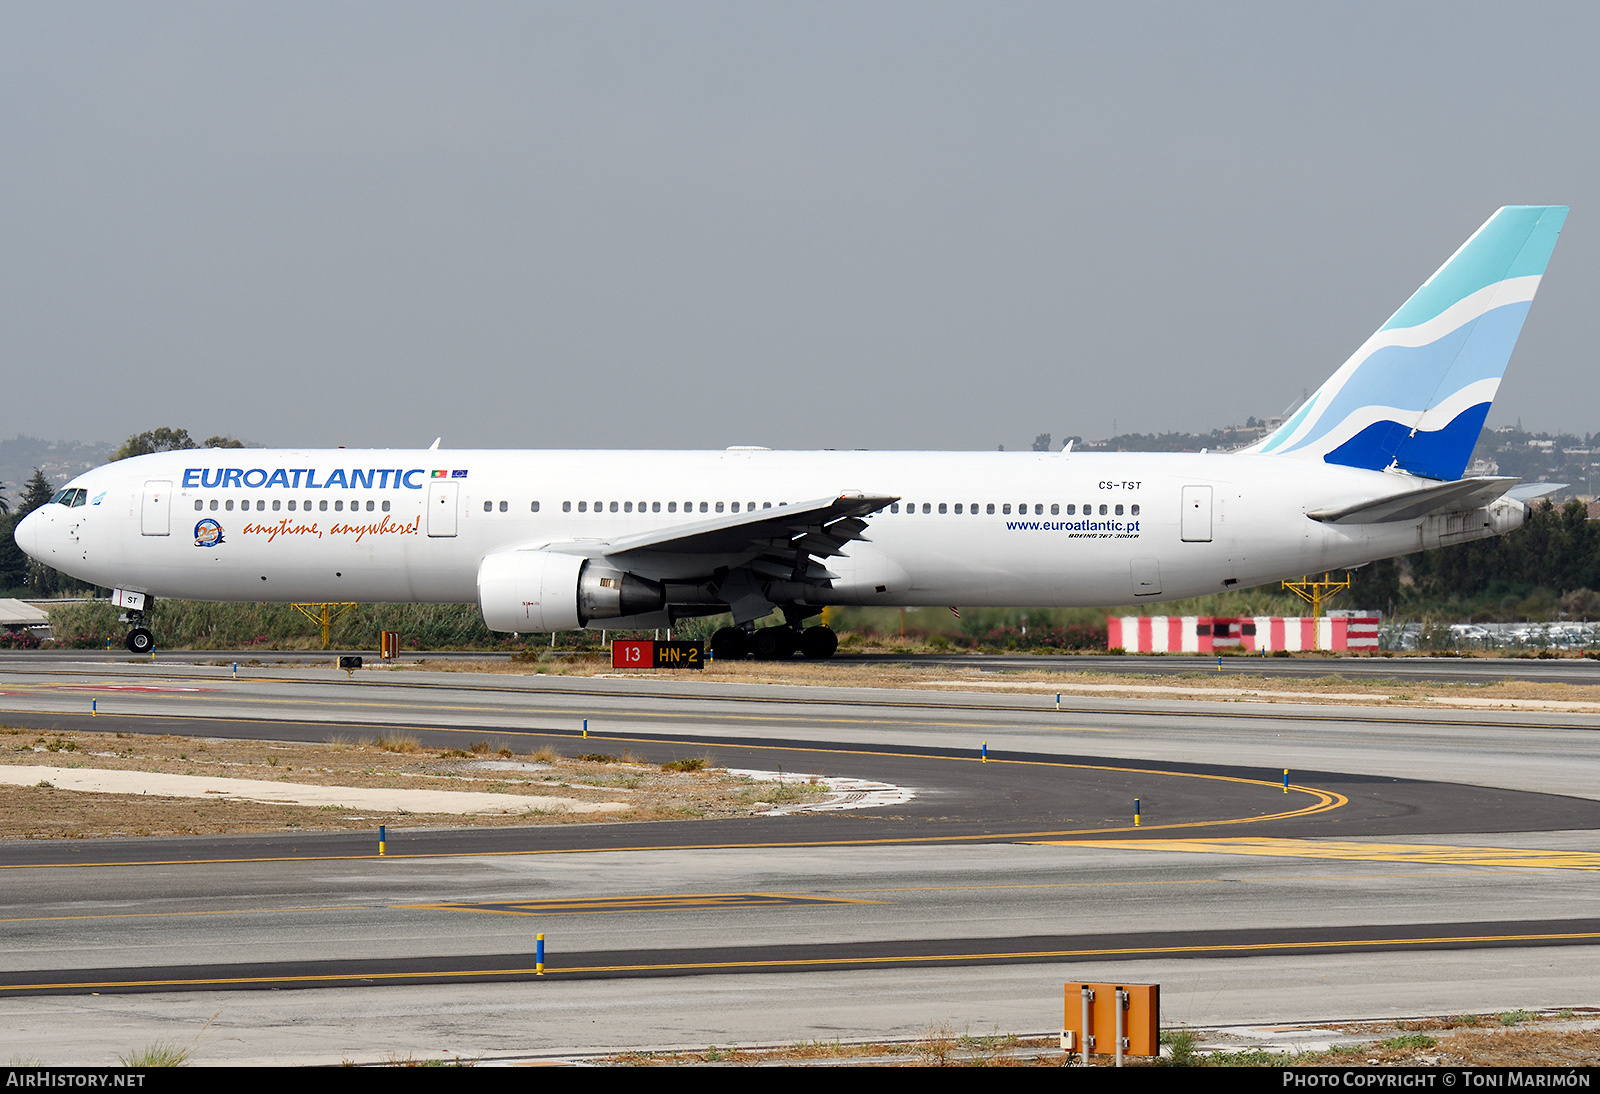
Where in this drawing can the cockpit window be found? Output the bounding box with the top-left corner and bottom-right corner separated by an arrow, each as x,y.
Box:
51,489 -> 72,505
51,489 -> 87,507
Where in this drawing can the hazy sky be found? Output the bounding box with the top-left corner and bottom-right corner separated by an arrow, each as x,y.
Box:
4,3 -> 1597,451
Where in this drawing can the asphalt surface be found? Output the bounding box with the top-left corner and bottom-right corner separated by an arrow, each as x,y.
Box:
12,645 -> 1600,684
3,656 -> 1600,1062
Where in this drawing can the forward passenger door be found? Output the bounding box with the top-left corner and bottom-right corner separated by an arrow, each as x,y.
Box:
140,481 -> 172,536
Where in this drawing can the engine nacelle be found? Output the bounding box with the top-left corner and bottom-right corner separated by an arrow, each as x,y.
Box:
477,550 -> 663,632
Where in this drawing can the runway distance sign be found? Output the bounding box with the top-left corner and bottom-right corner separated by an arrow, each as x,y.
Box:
611,640 -> 704,670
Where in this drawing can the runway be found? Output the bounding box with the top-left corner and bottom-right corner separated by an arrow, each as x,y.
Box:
14,644 -> 1600,684
2,655 -> 1599,1064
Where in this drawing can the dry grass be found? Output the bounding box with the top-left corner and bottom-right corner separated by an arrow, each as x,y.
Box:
0,725 -> 827,839
602,1012 -> 1600,1067
607,1030 -> 1061,1067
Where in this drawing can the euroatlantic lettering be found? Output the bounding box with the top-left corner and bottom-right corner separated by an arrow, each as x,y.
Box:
181,468 -> 468,490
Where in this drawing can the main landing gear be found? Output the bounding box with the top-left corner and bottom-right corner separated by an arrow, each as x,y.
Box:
710,624 -> 838,661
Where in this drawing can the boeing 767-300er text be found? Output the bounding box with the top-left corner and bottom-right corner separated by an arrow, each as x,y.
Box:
14,206 -> 1569,658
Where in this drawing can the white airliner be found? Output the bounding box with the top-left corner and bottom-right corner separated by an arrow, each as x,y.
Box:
15,206 -> 1569,659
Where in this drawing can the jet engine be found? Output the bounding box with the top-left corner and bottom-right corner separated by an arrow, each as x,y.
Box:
477,550 -> 664,632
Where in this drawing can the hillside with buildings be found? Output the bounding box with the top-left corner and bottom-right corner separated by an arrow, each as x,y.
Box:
1031,420 -> 1598,503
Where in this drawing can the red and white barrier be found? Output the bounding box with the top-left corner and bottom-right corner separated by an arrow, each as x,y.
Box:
1108,612 -> 1381,653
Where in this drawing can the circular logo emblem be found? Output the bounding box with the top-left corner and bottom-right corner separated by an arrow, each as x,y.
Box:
193,519 -> 224,548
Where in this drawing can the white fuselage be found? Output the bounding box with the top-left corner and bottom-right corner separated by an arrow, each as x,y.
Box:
17,448 -> 1519,621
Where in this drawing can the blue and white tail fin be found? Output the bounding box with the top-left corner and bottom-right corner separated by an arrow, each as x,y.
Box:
1248,205 -> 1568,481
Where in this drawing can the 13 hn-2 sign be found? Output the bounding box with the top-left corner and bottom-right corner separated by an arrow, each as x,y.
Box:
611,640 -> 704,670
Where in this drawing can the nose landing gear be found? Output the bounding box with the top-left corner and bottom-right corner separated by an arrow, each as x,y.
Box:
118,596 -> 155,654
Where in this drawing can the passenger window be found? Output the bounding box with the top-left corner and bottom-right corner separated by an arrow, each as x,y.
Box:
731,502 -> 739,513
368,500 -> 376,511
1067,504 -> 1075,515
253,500 -> 262,511
763,502 -> 771,509
1002,504 -> 1011,514
624,501 -> 633,513
194,500 -> 203,511
986,503 -> 995,514
700,502 -> 708,513
747,501 -> 755,510
921,503 -> 931,514
210,499 -> 219,511
272,500 -> 282,511
499,500 -> 507,512
382,500 -> 391,512
578,501 -> 587,512
1051,503 -> 1059,515
225,500 -> 234,511
953,503 -> 962,514
484,500 -> 493,512
288,500 -> 296,511
1034,504 -> 1043,515
651,501 -> 659,513
938,503 -> 947,514
563,501 -> 571,512
1115,504 -> 1124,516
335,500 -> 344,512
1131,504 -> 1140,516
1099,504 -> 1108,515
716,501 -> 725,512
531,501 -> 540,513
605,501 -> 614,513
667,501 -> 677,513
890,503 -> 900,513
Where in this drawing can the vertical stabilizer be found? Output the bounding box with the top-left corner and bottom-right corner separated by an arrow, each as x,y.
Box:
1250,206 -> 1567,480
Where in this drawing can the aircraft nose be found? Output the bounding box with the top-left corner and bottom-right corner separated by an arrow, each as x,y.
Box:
13,509 -> 40,560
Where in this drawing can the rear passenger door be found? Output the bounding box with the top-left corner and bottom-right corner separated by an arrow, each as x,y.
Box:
1180,485 -> 1212,542
427,481 -> 458,537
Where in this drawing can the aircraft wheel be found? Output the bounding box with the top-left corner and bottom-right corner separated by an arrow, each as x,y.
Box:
800,625 -> 838,660
710,627 -> 749,660
125,628 -> 154,654
751,627 -> 794,660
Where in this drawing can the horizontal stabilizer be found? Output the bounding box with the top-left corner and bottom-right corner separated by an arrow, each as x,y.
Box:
1307,476 -> 1517,525
1507,482 -> 1566,502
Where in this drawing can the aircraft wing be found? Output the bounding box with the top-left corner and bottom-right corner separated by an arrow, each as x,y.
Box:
540,493 -> 899,583
1307,477 -> 1519,525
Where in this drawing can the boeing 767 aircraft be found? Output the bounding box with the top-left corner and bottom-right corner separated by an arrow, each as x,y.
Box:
14,205 -> 1569,659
